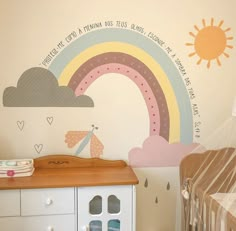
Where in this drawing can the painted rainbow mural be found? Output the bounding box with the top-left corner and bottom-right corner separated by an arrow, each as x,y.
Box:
48,28 -> 193,144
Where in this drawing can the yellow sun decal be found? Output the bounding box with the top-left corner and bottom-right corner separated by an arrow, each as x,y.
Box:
186,18 -> 233,68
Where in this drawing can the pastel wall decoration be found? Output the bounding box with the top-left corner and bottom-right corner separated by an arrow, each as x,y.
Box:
1,25 -> 201,166
3,67 -> 94,107
46,117 -> 54,125
128,135 -> 198,167
186,18 -> 233,68
34,144 -> 43,154
144,178 -> 148,188
17,121 -> 24,131
167,182 -> 170,190
65,125 -> 104,158
155,197 -> 158,204
48,28 -> 194,145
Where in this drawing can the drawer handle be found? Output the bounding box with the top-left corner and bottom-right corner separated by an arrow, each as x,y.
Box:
45,198 -> 53,206
47,226 -> 54,231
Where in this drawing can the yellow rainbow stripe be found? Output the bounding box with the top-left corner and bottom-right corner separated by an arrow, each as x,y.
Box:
58,42 -> 180,143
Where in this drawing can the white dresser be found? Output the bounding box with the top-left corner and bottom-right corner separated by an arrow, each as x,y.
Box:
0,155 -> 138,231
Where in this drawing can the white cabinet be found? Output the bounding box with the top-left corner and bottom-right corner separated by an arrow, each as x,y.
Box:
0,215 -> 75,231
0,155 -> 138,231
0,188 -> 76,231
20,215 -> 75,231
21,188 -> 75,216
0,190 -> 20,217
77,185 -> 135,231
0,186 -> 136,231
0,217 -> 21,231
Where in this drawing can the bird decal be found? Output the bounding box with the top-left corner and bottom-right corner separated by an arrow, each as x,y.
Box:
65,125 -> 104,158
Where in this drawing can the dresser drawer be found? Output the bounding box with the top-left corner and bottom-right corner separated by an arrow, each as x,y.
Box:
0,217 -> 21,231
22,214 -> 75,231
0,190 -> 20,217
21,188 -> 75,216
0,215 -> 75,231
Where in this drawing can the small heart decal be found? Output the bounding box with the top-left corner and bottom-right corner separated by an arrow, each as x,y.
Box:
46,117 -> 53,125
34,144 -> 43,154
17,121 -> 24,131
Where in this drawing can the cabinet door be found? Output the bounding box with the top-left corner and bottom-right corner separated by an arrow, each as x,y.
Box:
78,185 -> 134,231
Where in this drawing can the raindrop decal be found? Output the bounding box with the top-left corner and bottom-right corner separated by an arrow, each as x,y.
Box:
144,178 -> 148,188
167,182 -> 170,190
155,197 -> 158,204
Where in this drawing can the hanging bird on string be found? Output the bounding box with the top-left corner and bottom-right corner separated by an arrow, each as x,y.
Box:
65,125 -> 104,158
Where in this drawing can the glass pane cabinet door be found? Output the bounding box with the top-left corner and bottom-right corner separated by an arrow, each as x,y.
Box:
90,196 -> 102,215
89,220 -> 102,231
77,185 -> 134,231
108,195 -> 120,214
108,219 -> 120,231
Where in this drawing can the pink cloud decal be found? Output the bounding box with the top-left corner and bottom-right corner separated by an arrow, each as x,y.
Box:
128,135 -> 201,167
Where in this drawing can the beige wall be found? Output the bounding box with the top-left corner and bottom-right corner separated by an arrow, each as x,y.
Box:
0,0 -> 235,230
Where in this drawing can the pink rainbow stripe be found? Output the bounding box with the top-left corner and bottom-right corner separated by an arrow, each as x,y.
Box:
75,63 -> 160,135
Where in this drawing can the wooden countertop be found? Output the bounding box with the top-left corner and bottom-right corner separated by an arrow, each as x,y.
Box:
0,155 -> 139,190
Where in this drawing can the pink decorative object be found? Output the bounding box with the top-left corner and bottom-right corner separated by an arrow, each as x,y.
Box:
7,170 -> 15,177
129,135 -> 201,167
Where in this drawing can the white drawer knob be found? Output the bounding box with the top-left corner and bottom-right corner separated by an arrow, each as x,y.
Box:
45,198 -> 53,206
47,226 -> 54,231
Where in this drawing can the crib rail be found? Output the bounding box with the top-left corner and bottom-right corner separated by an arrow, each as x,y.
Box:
179,148 -> 236,231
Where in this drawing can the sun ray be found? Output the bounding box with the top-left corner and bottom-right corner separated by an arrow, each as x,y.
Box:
202,19 -> 206,27
218,20 -> 224,28
216,57 -> 221,66
189,32 -> 195,38
197,58 -> 202,65
226,45 -> 233,49
223,52 -> 229,58
227,36 -> 234,40
194,25 -> 200,31
211,18 -> 214,26
207,60 -> 211,69
185,43 -> 194,46
189,52 -> 196,57
224,28 -> 231,32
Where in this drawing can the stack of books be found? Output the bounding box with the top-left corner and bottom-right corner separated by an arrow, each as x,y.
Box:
0,159 -> 34,178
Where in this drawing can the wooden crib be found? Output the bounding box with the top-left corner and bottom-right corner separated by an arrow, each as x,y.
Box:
180,147 -> 236,231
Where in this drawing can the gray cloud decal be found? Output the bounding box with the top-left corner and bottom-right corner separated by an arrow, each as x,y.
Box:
3,67 -> 94,107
